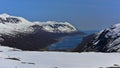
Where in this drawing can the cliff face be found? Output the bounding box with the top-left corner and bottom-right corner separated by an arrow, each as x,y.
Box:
73,23 -> 120,52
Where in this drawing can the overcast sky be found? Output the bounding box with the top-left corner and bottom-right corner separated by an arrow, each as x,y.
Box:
0,0 -> 120,30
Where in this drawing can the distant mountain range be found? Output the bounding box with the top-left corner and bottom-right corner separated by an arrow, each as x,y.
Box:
0,13 -> 84,50
73,23 -> 120,52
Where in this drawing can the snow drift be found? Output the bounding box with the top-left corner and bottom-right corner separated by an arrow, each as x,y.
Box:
0,45 -> 120,68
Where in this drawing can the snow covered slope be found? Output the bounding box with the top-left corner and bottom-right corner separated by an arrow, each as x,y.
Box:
0,46 -> 120,68
74,23 -> 120,52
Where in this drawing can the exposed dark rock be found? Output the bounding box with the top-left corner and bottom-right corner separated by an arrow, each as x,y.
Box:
73,33 -> 97,52
21,62 -> 35,65
5,57 -> 21,61
0,17 -> 21,24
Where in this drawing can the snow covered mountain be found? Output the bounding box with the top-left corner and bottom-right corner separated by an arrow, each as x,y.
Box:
0,13 -> 83,50
73,23 -> 120,52
0,13 -> 79,34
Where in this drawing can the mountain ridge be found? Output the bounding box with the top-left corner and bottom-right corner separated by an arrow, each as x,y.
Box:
0,13 -> 79,34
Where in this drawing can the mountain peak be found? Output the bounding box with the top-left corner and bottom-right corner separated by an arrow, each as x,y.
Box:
0,13 -> 10,17
0,13 -> 21,24
0,13 -> 31,24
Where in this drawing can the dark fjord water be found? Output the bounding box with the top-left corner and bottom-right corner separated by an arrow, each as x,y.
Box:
48,30 -> 98,51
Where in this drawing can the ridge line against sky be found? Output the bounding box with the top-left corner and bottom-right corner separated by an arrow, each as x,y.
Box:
0,0 -> 120,30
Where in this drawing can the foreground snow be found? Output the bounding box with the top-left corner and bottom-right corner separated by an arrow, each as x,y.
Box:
0,46 -> 120,68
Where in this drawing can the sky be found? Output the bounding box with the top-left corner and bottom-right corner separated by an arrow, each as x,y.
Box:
0,0 -> 120,30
